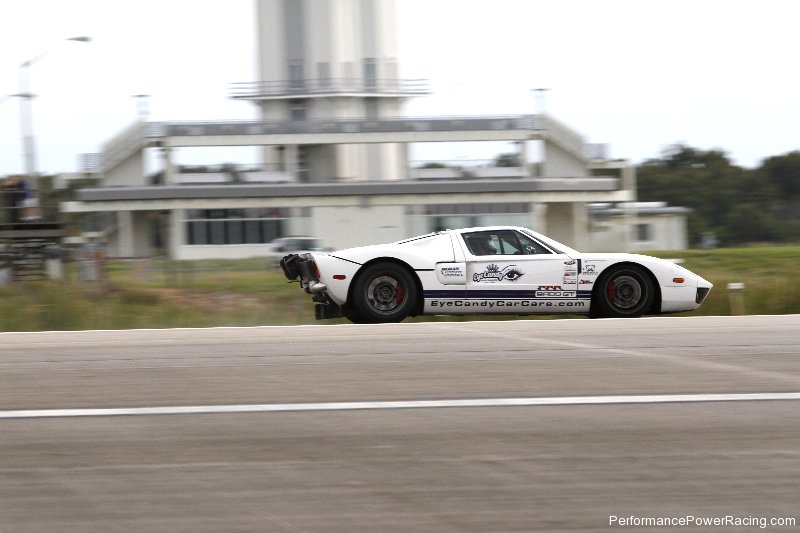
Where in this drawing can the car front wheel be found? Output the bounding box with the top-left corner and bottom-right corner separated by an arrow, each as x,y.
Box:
351,262 -> 418,323
593,265 -> 654,318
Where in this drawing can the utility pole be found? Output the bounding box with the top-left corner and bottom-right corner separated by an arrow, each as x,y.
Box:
17,36 -> 91,188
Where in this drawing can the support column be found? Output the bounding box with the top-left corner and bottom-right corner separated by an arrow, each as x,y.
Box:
284,144 -> 299,182
532,202 -> 547,232
168,209 -> 184,260
398,142 -> 410,181
520,141 -> 530,178
161,147 -> 176,185
117,211 -> 135,257
621,162 -> 637,252
543,202 -> 587,249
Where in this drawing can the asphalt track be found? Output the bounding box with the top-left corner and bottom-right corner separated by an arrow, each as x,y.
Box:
1,315 -> 799,532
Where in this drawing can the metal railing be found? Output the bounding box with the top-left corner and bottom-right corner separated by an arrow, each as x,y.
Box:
153,115 -> 545,138
98,114 -> 602,174
100,121 -> 147,172
541,115 -> 586,158
230,78 -> 431,99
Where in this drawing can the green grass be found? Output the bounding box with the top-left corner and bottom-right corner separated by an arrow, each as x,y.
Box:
1,247 -> 798,332
652,246 -> 800,317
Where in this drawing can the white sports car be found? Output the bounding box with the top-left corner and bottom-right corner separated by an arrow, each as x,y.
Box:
280,226 -> 712,323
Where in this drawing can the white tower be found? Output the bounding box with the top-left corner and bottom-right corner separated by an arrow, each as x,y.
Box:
234,0 -> 427,182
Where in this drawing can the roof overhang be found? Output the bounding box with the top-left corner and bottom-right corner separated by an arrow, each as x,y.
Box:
62,178 -> 632,213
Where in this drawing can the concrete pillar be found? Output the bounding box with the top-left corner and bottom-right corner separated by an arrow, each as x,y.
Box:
532,202 -> 547,232
117,211 -> 135,256
168,209 -> 183,260
398,142 -> 410,181
544,202 -> 588,249
571,202 -> 589,250
520,141 -> 530,178
161,147 -> 176,185
621,162 -> 637,252
285,144 -> 299,182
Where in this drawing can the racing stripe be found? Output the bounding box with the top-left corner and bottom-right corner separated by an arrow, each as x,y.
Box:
424,290 -> 592,299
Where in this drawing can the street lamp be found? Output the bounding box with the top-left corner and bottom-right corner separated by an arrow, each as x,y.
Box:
531,88 -> 550,115
132,94 -> 152,121
17,36 -> 91,186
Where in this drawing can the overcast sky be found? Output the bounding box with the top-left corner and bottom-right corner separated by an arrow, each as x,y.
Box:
1,0 -> 799,176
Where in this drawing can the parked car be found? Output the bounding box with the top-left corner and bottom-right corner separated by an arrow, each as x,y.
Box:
266,236 -> 324,264
280,226 -> 712,323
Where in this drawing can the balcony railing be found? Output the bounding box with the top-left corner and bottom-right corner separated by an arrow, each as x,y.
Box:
153,115 -> 544,138
230,78 -> 431,99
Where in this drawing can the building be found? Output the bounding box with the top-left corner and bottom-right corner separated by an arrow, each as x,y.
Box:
588,202 -> 691,252
235,0 -> 422,183
62,0 -> 687,259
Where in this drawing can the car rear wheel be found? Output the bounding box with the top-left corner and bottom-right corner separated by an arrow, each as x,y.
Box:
593,265 -> 654,318
343,310 -> 376,324
351,262 -> 417,323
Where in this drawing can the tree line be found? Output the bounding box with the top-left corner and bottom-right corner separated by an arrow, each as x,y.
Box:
636,145 -> 800,246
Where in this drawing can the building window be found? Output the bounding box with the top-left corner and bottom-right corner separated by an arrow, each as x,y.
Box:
424,203 -> 530,216
297,146 -> 310,182
185,208 -> 289,245
289,62 -> 304,89
317,62 -> 330,89
289,100 -> 307,122
423,203 -> 531,233
636,223 -> 653,242
363,58 -> 377,89
365,98 -> 378,119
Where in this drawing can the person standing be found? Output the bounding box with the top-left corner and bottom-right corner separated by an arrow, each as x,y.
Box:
2,175 -> 23,224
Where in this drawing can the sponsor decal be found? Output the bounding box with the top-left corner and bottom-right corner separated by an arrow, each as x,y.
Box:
429,299 -> 587,309
583,263 -> 598,275
562,279 -> 577,285
535,290 -> 576,298
535,285 -> 575,298
473,264 -> 524,282
439,266 -> 464,278
579,279 -> 594,285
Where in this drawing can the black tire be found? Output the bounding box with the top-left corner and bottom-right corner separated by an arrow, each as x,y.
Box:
593,265 -> 654,318
343,310 -> 376,324
351,262 -> 418,323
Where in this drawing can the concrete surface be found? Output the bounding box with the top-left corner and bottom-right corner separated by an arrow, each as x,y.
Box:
1,315 -> 799,531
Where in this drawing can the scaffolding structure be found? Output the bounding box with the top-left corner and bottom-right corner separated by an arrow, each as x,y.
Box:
1,188 -> 66,282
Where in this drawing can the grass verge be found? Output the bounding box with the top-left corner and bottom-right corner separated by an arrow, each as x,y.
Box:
1,247 -> 798,332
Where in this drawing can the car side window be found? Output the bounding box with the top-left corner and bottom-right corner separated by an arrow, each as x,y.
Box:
515,231 -> 552,255
463,230 -> 552,256
464,232 -> 499,255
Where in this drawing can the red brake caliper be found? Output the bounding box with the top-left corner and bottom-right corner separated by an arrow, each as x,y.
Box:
395,282 -> 405,303
607,281 -> 616,303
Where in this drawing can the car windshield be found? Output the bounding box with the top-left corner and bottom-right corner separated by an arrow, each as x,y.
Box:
296,239 -> 319,249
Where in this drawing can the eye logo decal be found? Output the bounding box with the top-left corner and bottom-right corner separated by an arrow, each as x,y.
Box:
473,264 -> 525,282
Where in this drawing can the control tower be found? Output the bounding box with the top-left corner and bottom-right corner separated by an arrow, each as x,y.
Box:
231,0 -> 429,182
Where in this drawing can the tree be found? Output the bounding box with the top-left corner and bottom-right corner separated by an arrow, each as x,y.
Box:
637,144 -> 788,245
761,151 -> 800,197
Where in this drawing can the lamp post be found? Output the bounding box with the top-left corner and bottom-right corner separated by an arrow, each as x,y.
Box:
532,88 -> 550,115
17,36 -> 91,188
132,94 -> 152,122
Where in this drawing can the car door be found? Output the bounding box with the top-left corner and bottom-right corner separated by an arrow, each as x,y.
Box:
461,229 -> 578,313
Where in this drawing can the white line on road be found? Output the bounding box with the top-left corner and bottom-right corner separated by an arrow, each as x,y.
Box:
2,392 -> 800,419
